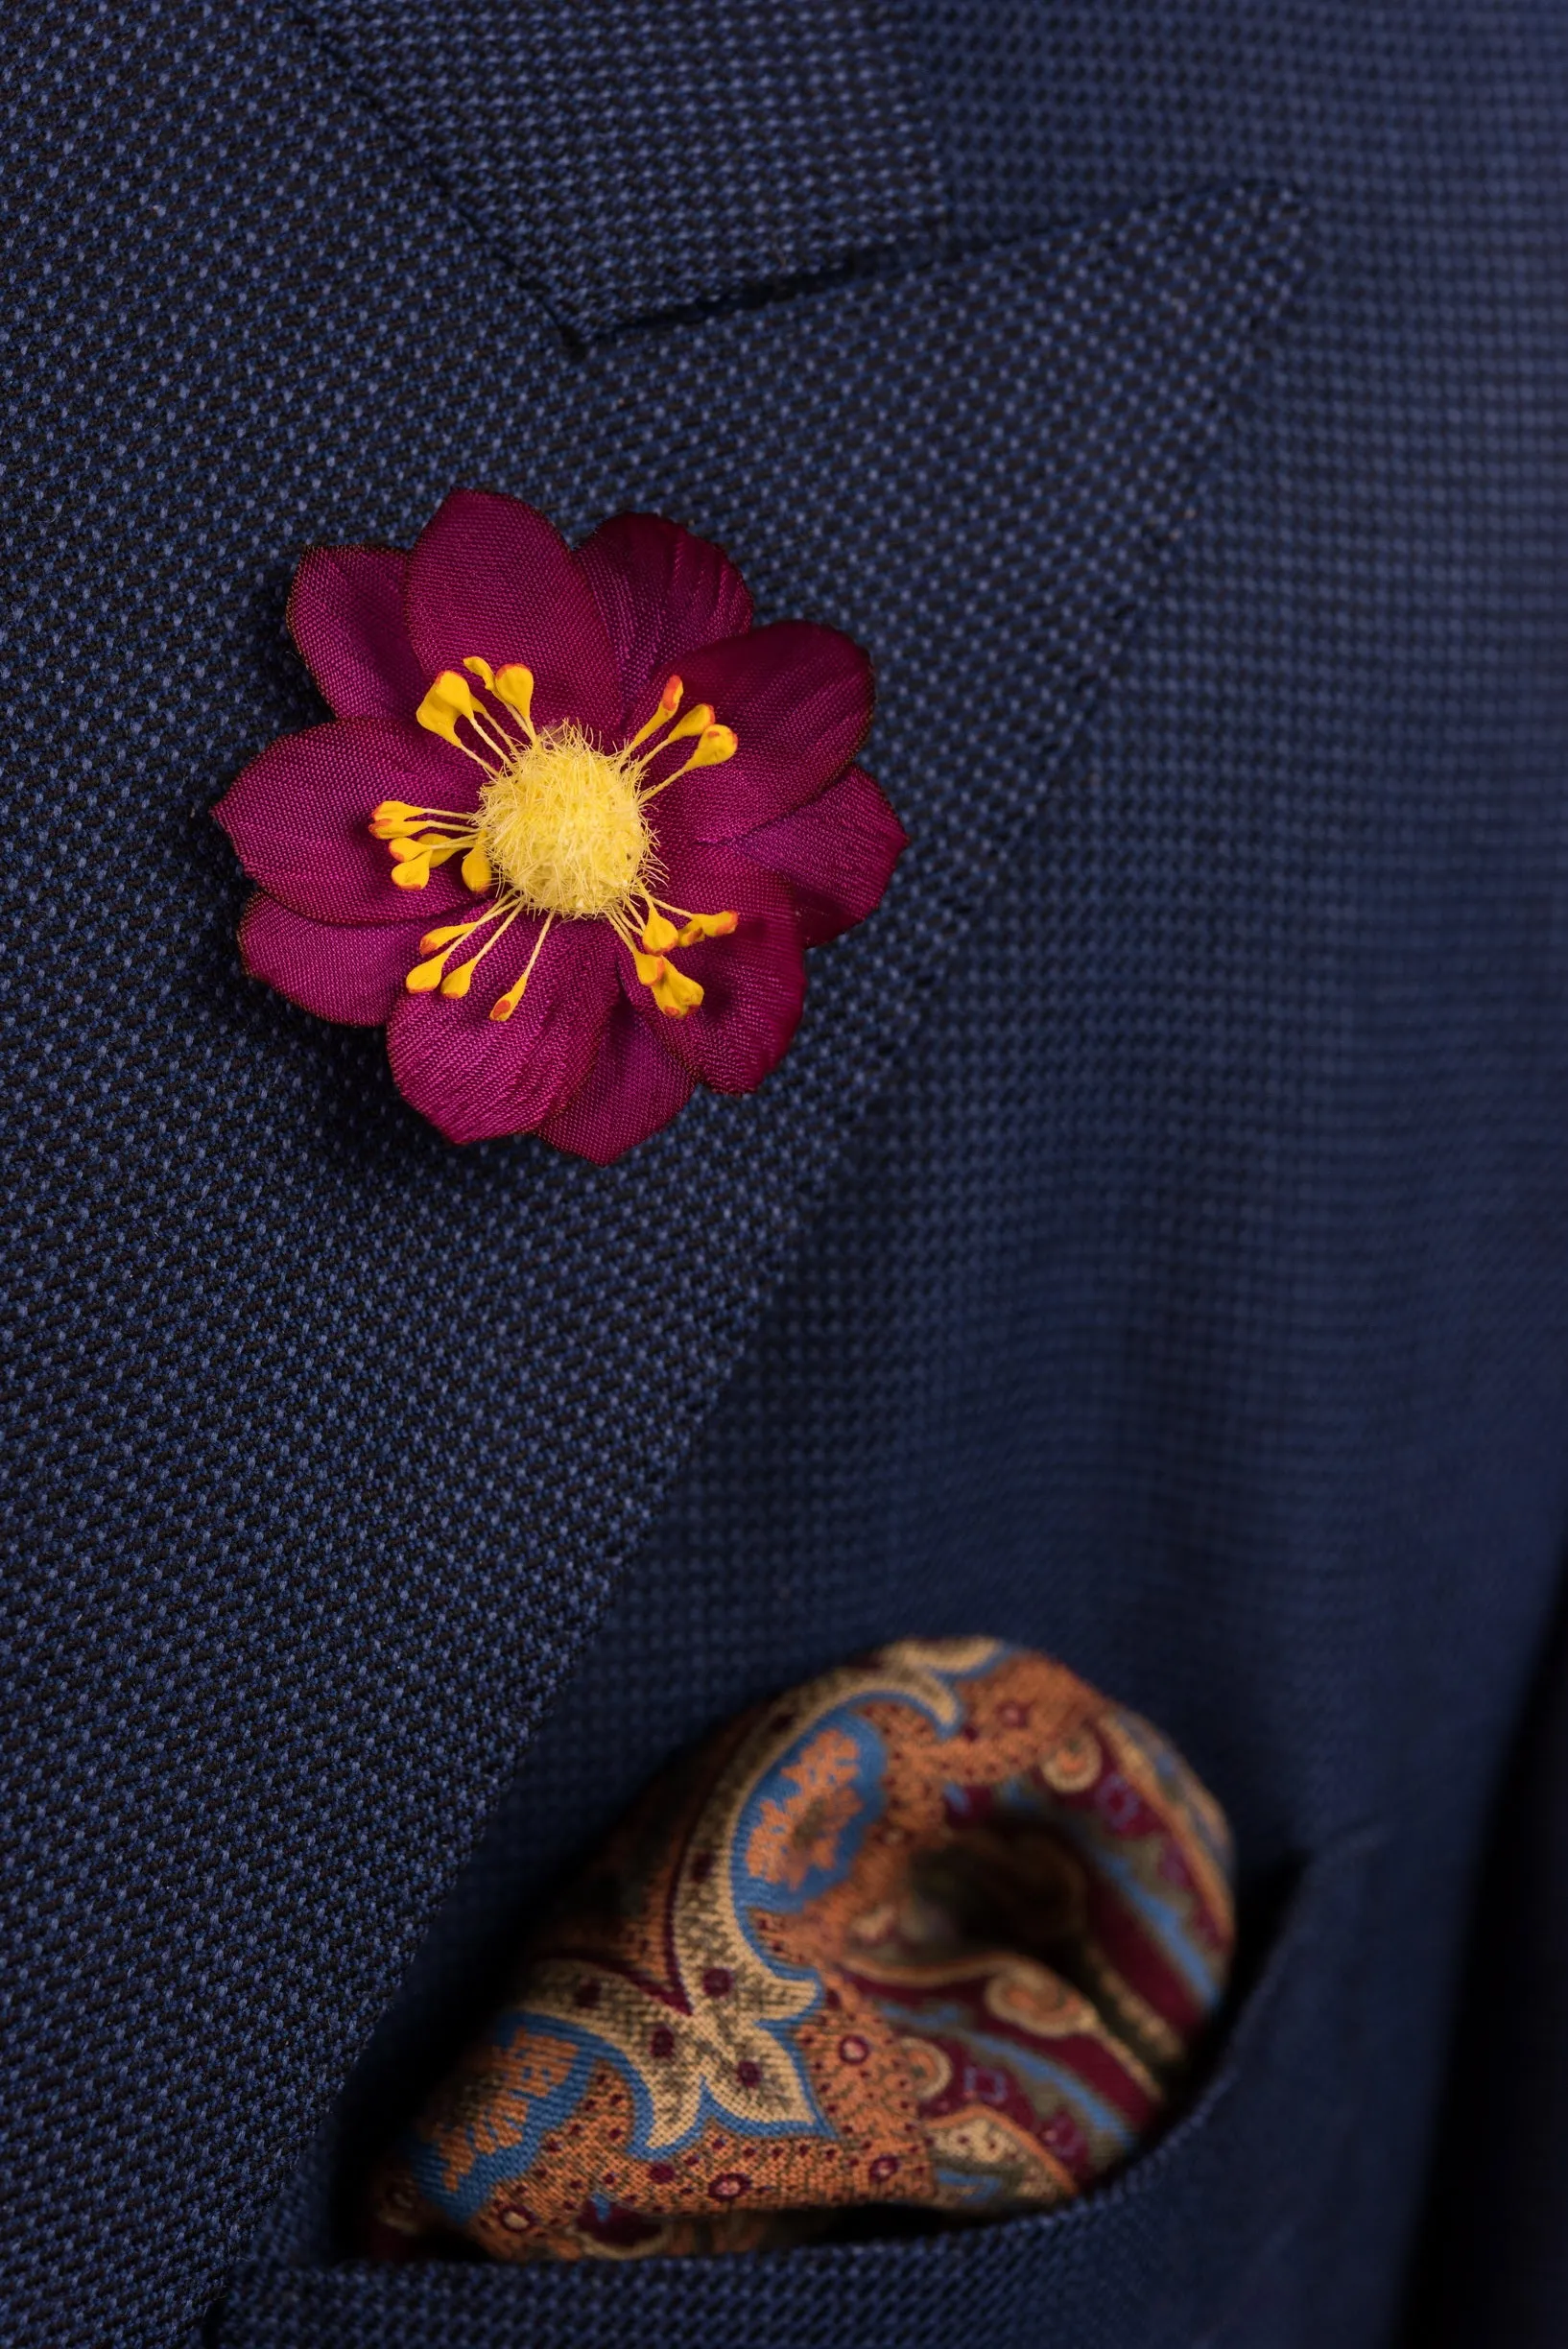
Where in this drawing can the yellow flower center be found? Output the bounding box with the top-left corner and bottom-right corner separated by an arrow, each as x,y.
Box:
368,657 -> 741,1024
478,724 -> 652,919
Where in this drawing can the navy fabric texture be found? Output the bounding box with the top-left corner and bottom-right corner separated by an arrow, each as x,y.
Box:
2,2 -> 1566,2346
1408,1584 -> 1568,2343
292,0 -> 945,336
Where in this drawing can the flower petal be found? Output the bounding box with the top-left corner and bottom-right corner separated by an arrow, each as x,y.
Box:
631,840 -> 805,1095
215,719 -> 480,926
287,545 -> 427,720
736,764 -> 907,948
574,512 -> 753,728
536,992 -> 696,1165
238,892 -> 417,1025
405,488 -> 620,739
650,623 -> 873,844
386,917 -> 618,1145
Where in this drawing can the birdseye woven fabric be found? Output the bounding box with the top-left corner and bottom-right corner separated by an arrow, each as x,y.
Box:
295,0 -> 946,337
367,1640 -> 1233,2261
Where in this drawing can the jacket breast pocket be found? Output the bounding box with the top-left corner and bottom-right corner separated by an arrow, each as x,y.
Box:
214,1827 -> 1380,2349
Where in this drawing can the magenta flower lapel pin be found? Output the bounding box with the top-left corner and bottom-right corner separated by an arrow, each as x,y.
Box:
216,492 -> 906,1162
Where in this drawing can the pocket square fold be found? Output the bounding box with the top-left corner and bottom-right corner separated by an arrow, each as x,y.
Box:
368,1639 -> 1234,2260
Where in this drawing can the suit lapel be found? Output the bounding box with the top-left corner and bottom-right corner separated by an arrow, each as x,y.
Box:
290,0 -> 947,335
0,1 -> 1305,2336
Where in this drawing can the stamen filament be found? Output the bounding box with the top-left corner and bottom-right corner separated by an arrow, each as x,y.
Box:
624,674 -> 683,754
416,672 -> 501,764
468,715 -> 513,765
488,912 -> 556,1022
370,799 -> 479,841
457,657 -> 536,743
639,724 -> 738,801
440,893 -> 529,995
418,919 -> 485,954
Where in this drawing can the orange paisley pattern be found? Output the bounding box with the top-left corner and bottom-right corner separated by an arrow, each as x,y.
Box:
367,1639 -> 1234,2262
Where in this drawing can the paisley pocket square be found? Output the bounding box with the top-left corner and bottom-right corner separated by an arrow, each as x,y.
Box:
368,1638 -> 1234,2261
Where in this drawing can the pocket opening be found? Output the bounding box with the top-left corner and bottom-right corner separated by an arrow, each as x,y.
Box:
214,1828 -> 1382,2349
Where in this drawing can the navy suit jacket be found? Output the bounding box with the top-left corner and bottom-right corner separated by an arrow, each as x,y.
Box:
3,4 -> 1565,2344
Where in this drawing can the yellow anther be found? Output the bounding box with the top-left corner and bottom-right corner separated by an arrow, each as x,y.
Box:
653,962 -> 703,1017
418,922 -> 475,954
632,950 -> 667,988
638,722 -> 741,802
626,674 -> 684,752
686,724 -> 738,770
663,700 -> 716,747
369,799 -> 422,839
461,841 -> 493,892
677,910 -> 738,945
387,837 -> 426,863
440,961 -> 475,998
460,656 -> 532,732
416,669 -> 484,749
492,664 -> 535,730
640,911 -> 679,952
391,856 -> 432,889
404,950 -> 449,991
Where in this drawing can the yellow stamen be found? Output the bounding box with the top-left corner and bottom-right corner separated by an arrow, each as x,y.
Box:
653,962 -> 703,1017
661,700 -> 715,747
626,939 -> 705,1018
419,896 -> 531,1007
625,674 -> 684,752
458,655 -> 535,733
389,833 -> 475,882
640,724 -> 738,801
369,798 -> 423,839
688,723 -> 738,767
492,664 -> 535,732
677,910 -> 738,944
383,657 -> 748,1012
416,669 -> 486,751
375,816 -> 468,842
487,913 -> 556,1023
